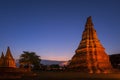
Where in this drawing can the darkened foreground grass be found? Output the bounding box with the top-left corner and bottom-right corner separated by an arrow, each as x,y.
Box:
1,72 -> 120,80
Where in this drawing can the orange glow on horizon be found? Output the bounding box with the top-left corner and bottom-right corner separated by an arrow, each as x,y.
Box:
41,56 -> 70,61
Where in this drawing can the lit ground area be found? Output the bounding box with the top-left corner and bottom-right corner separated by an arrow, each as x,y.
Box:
1,72 -> 120,80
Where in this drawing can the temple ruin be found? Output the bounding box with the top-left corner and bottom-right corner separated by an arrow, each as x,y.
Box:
68,16 -> 112,73
0,47 -> 16,68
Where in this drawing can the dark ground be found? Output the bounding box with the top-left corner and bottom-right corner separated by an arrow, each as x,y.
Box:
1,72 -> 120,80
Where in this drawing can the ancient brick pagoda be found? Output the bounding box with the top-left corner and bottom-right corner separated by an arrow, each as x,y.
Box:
68,16 -> 112,73
0,47 -> 16,68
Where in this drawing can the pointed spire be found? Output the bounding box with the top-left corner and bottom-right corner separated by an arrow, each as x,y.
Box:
80,16 -> 98,43
5,46 -> 14,59
1,52 -> 4,59
86,16 -> 93,26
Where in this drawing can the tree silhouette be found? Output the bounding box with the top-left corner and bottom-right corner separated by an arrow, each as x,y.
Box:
109,54 -> 120,69
19,51 -> 41,71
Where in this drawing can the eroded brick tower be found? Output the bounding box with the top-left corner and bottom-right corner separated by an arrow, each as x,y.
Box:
69,16 -> 112,73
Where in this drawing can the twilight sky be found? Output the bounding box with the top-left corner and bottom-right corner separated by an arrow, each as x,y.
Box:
0,0 -> 120,61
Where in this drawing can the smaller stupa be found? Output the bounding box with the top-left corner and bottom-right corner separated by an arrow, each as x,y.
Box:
0,47 -> 16,68
0,52 -> 5,67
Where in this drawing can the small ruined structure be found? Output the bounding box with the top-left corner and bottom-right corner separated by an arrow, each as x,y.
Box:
68,16 -> 112,73
0,47 -> 16,68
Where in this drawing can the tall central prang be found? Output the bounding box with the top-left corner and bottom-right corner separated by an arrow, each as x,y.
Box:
68,16 -> 112,73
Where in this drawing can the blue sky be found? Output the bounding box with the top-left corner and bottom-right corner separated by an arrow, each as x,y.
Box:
0,0 -> 120,61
